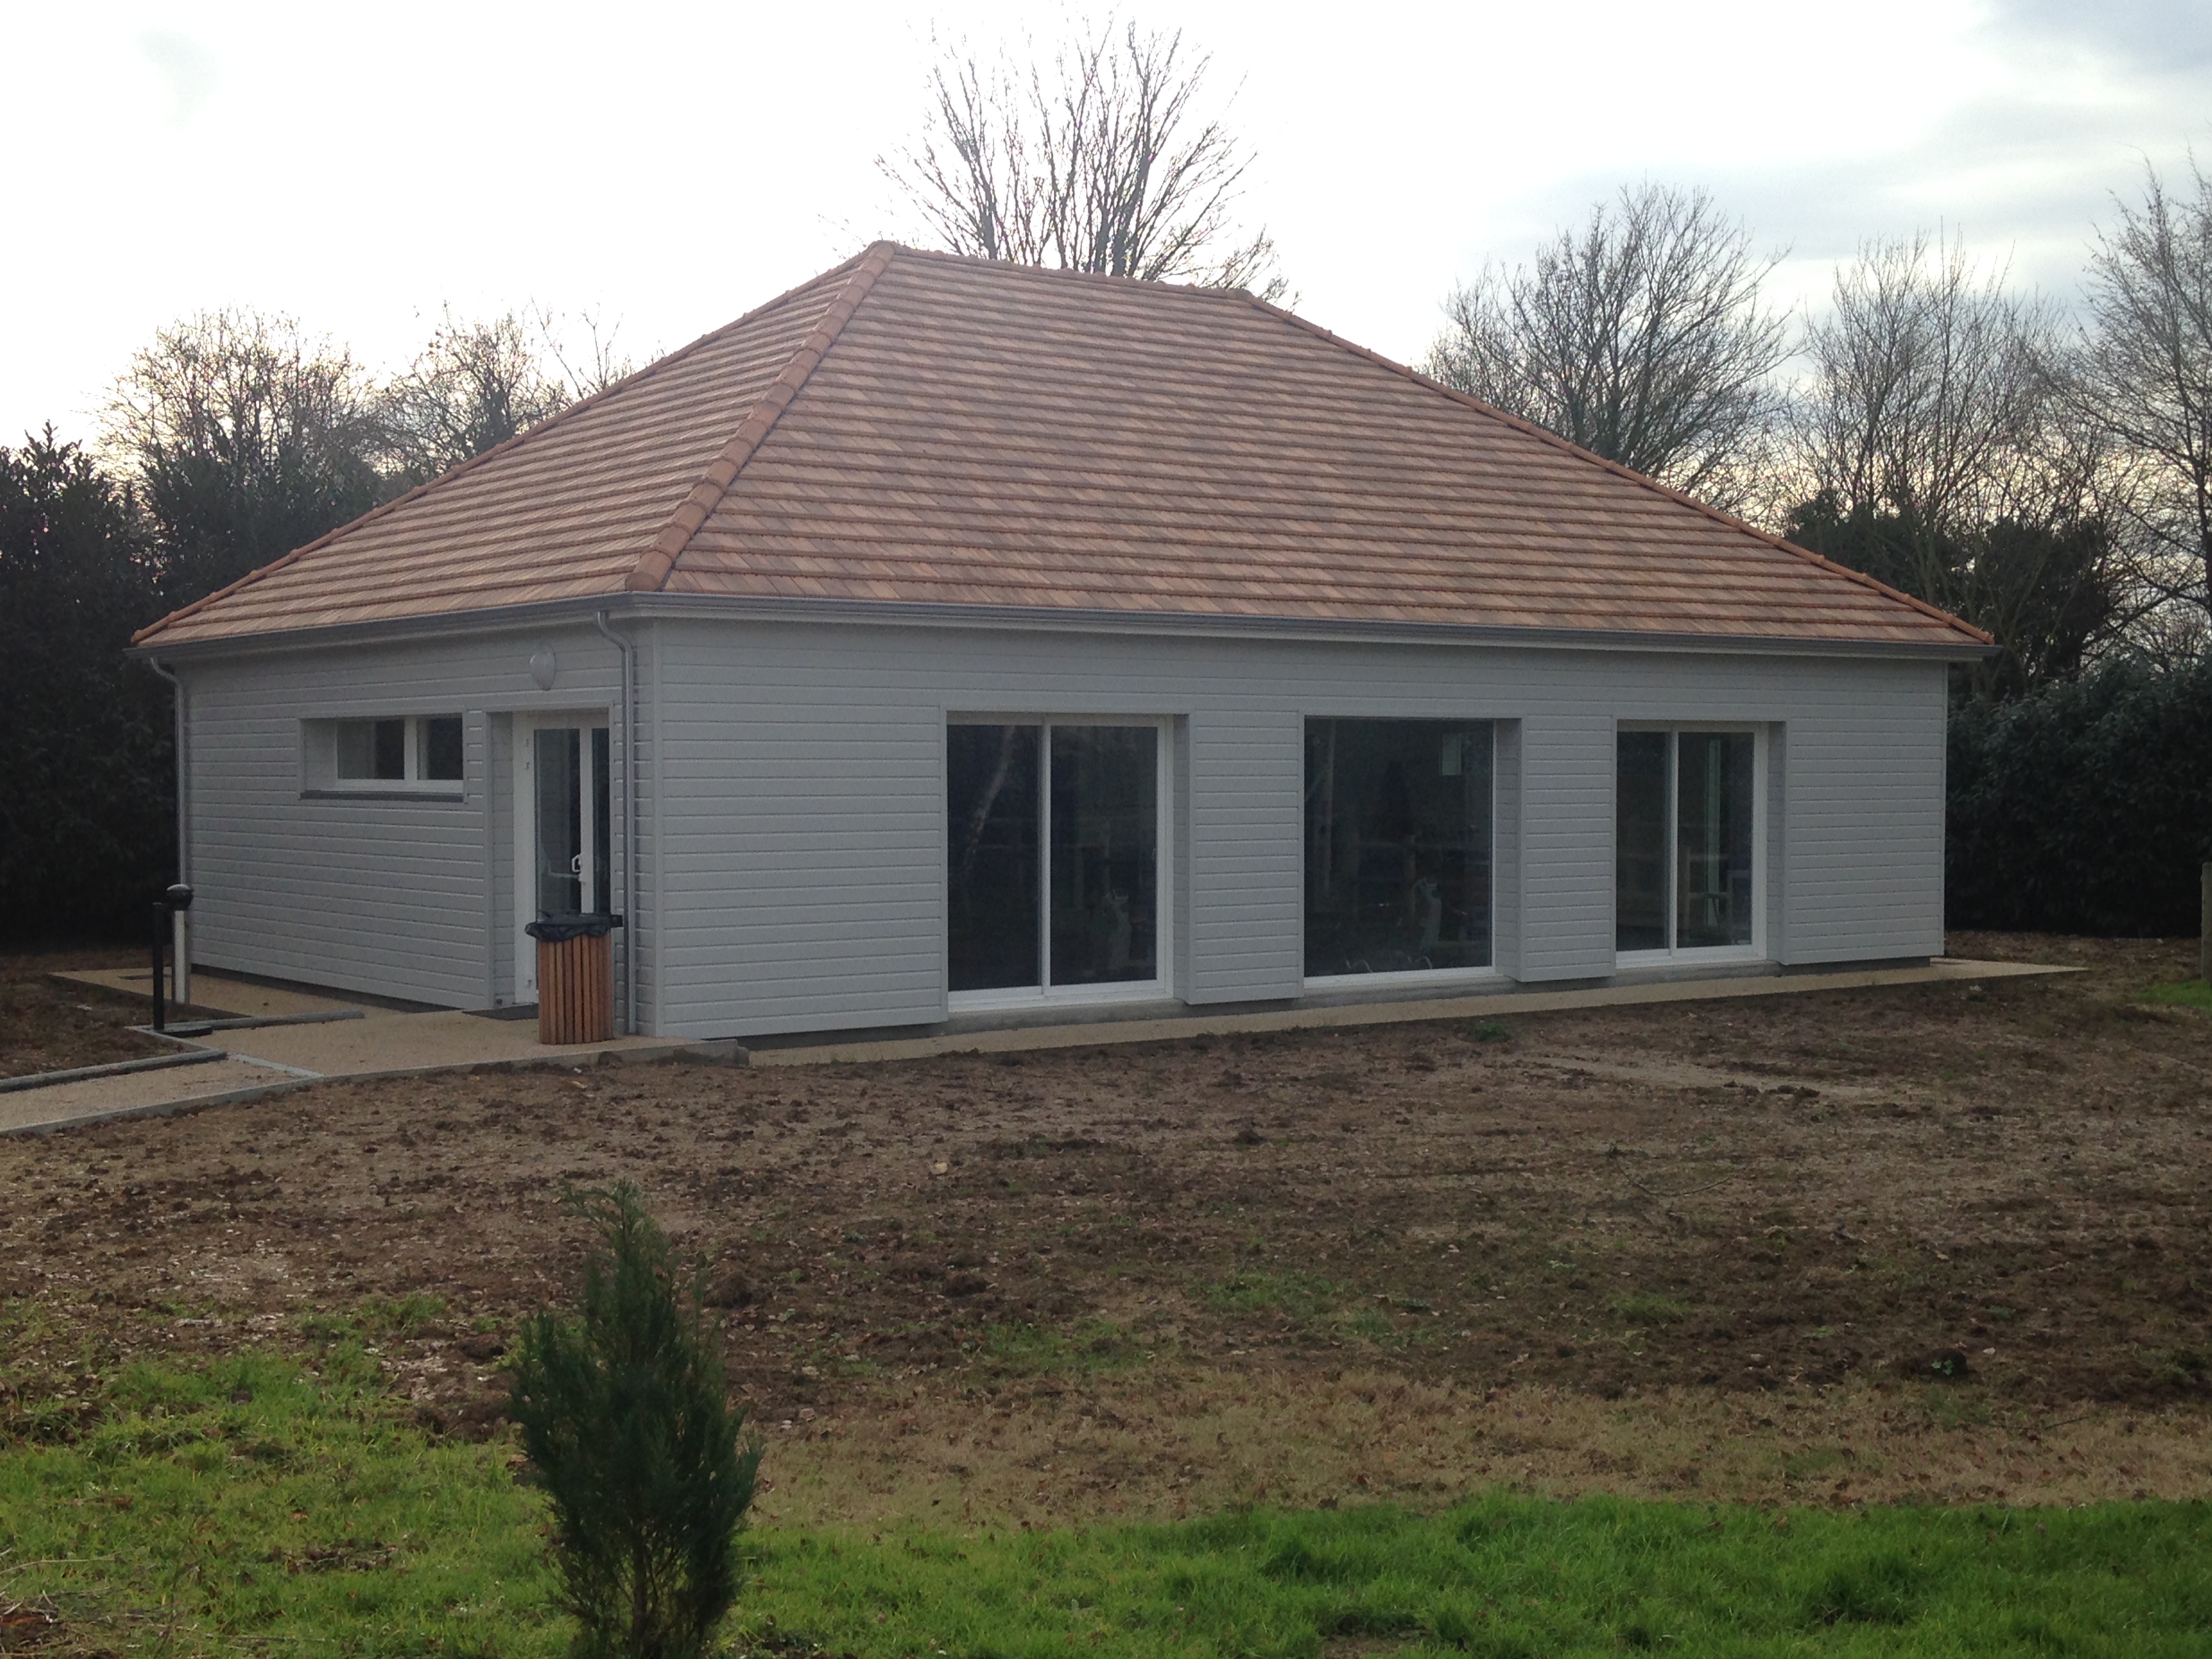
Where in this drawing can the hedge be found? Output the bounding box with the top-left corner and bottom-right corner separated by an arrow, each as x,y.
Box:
1948,655 -> 2212,937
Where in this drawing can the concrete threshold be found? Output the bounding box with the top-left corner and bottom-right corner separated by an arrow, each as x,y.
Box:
745,957 -> 2075,1068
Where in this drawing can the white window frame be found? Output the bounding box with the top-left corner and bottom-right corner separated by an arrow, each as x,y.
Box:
1614,722 -> 1768,967
302,714 -> 465,796
1300,716 -> 1506,993
945,714 -> 1176,1012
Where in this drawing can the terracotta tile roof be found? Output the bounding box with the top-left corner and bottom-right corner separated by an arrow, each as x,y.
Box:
135,243 -> 1988,650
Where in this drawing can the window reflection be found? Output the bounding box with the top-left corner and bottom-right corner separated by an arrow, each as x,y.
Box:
1050,726 -> 1158,986
1304,720 -> 1493,977
946,724 -> 1041,992
1677,732 -> 1755,948
1615,729 -> 1757,954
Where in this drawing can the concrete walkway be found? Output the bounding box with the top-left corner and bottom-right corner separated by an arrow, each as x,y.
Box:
12,970 -> 701,1138
54,966 -> 373,1021
9,956 -> 2072,1137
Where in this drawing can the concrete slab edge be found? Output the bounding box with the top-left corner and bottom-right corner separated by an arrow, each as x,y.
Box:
0,1040 -> 737,1140
0,1076 -> 321,1139
140,1008 -> 367,1038
0,1045 -> 224,1095
746,958 -> 2078,1069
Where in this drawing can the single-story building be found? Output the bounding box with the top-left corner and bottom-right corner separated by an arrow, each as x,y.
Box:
131,242 -> 1990,1040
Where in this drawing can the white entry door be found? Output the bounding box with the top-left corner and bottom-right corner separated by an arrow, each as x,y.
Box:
514,714 -> 611,1000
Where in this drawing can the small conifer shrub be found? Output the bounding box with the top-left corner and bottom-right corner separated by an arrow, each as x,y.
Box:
510,1183 -> 762,1659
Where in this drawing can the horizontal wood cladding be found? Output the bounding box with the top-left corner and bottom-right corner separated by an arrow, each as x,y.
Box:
178,629 -> 624,1012
173,616 -> 1946,1041
644,621 -> 1948,1039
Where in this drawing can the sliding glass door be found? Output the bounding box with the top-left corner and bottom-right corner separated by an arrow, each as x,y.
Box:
1616,727 -> 1760,958
1304,718 -> 1494,980
947,720 -> 1164,1000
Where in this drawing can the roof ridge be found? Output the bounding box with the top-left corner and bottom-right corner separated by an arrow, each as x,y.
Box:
1229,291 -> 1994,647
885,242 -> 1258,298
625,243 -> 900,594
131,251 -> 875,648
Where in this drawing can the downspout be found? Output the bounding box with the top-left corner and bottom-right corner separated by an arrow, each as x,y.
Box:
144,657 -> 190,1007
592,611 -> 638,1036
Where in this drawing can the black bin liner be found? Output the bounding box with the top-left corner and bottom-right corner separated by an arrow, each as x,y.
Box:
525,912 -> 624,943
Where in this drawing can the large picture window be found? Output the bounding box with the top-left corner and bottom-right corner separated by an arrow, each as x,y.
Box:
947,720 -> 1163,998
1616,729 -> 1758,956
1305,719 -> 1494,979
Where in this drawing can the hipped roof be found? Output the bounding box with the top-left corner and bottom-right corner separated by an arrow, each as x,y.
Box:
134,243 -> 1988,652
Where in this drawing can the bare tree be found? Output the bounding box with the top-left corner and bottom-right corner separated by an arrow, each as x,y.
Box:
532,304 -> 636,402
1792,234 -> 2061,540
882,18 -> 1286,301
376,310 -> 571,485
2077,158 -> 2212,617
105,309 -> 388,600
377,307 -> 636,485
1785,234 -> 2132,695
1423,184 -> 1789,508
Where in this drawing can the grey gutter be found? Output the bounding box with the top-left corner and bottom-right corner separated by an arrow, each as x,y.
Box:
592,610 -> 640,1037
127,591 -> 1999,664
142,657 -> 190,1005
142,657 -> 189,880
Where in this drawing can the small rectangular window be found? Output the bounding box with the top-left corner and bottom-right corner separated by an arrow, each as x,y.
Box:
319,715 -> 464,792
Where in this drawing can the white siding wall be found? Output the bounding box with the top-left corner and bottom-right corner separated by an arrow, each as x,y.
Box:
175,615 -> 1950,1035
651,619 -> 1949,1038
1780,662 -> 1950,961
1491,720 -> 1524,981
177,628 -> 628,1010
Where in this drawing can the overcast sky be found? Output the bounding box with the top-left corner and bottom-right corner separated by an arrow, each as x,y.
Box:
6,0 -> 2209,446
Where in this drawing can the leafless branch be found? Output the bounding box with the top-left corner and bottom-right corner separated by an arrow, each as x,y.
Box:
882,18 -> 1289,303
2076,155 -> 2212,618
1423,184 -> 1790,508
375,308 -> 571,483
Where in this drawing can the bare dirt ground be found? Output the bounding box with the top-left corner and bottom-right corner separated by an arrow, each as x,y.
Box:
0,952 -> 169,1078
2,934 -> 2207,1523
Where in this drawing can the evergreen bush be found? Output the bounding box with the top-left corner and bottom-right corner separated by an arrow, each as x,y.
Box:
1948,655 -> 2212,936
510,1184 -> 762,1659
0,434 -> 176,941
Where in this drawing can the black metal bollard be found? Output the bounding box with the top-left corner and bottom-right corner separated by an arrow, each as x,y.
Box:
148,884 -> 194,1031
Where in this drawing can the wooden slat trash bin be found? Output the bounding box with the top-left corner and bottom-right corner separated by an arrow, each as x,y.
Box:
526,913 -> 622,1044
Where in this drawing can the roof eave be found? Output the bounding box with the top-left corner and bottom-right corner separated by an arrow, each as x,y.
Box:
127,592 -> 1997,664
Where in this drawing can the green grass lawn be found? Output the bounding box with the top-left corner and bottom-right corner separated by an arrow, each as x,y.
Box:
2142,978 -> 2212,1011
1,1350 -> 2207,1656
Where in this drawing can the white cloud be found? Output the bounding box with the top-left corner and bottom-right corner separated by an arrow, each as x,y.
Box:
138,28 -> 220,126
3,0 -> 2207,444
